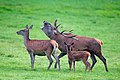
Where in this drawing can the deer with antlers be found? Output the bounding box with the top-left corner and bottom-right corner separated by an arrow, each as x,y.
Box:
16,25 -> 60,70
41,20 -> 108,72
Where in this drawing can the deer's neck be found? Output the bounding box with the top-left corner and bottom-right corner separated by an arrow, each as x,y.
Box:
66,47 -> 71,55
23,31 -> 30,46
67,48 -> 73,59
52,34 -> 64,44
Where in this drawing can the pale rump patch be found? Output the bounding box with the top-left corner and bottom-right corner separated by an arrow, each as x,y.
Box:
50,40 -> 58,49
95,38 -> 103,46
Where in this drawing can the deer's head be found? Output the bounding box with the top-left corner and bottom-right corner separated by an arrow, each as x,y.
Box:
41,20 -> 60,38
16,24 -> 33,36
64,42 -> 74,51
41,20 -> 77,39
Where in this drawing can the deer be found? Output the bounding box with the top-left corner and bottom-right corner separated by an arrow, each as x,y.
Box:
16,24 -> 60,70
64,42 -> 91,72
41,20 -> 108,72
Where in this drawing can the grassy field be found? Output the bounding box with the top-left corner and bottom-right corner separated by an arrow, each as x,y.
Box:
0,0 -> 120,80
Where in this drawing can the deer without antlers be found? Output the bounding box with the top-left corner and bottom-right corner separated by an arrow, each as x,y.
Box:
64,42 -> 91,72
16,25 -> 60,70
41,20 -> 108,72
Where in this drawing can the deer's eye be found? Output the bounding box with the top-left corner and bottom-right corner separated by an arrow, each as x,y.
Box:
44,23 -> 47,25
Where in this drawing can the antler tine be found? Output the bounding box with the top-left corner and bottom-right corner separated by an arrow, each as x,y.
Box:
62,34 -> 78,40
60,30 -> 67,34
67,35 -> 77,38
60,29 -> 73,35
56,24 -> 61,28
72,37 -> 79,40
69,30 -> 73,33
54,19 -> 57,27
54,19 -> 61,29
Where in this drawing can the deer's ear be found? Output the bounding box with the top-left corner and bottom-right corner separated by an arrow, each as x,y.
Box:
26,24 -> 28,29
29,25 -> 33,29
64,42 -> 67,45
71,43 -> 74,45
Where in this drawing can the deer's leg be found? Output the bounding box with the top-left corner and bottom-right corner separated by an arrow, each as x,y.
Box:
52,54 -> 60,70
90,53 -> 97,71
54,52 -> 66,68
82,58 -> 88,71
47,55 -> 53,70
86,61 -> 91,71
29,53 -> 35,69
95,52 -> 108,72
68,60 -> 72,71
73,61 -> 76,72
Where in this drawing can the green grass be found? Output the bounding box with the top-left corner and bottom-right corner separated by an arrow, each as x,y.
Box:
0,0 -> 120,80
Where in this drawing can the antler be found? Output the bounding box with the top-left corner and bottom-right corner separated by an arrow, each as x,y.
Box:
66,35 -> 77,38
54,19 -> 57,27
54,19 -> 61,29
56,24 -> 61,29
62,33 -> 78,40
69,30 -> 73,33
60,30 -> 73,34
60,30 -> 67,34
60,30 -> 78,40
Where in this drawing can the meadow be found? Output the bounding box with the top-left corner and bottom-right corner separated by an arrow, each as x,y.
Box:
0,0 -> 120,80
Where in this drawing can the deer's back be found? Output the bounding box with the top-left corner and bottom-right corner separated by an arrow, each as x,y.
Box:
68,51 -> 90,61
69,36 -> 102,53
55,34 -> 102,53
26,40 -> 53,52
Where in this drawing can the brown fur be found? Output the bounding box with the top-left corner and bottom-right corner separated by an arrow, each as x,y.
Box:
16,25 -> 60,70
64,42 -> 91,72
41,21 -> 108,72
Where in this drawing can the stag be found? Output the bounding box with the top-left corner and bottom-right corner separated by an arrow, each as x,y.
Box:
16,25 -> 60,70
41,20 -> 108,72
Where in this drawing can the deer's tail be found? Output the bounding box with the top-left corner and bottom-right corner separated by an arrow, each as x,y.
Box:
95,38 -> 103,46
